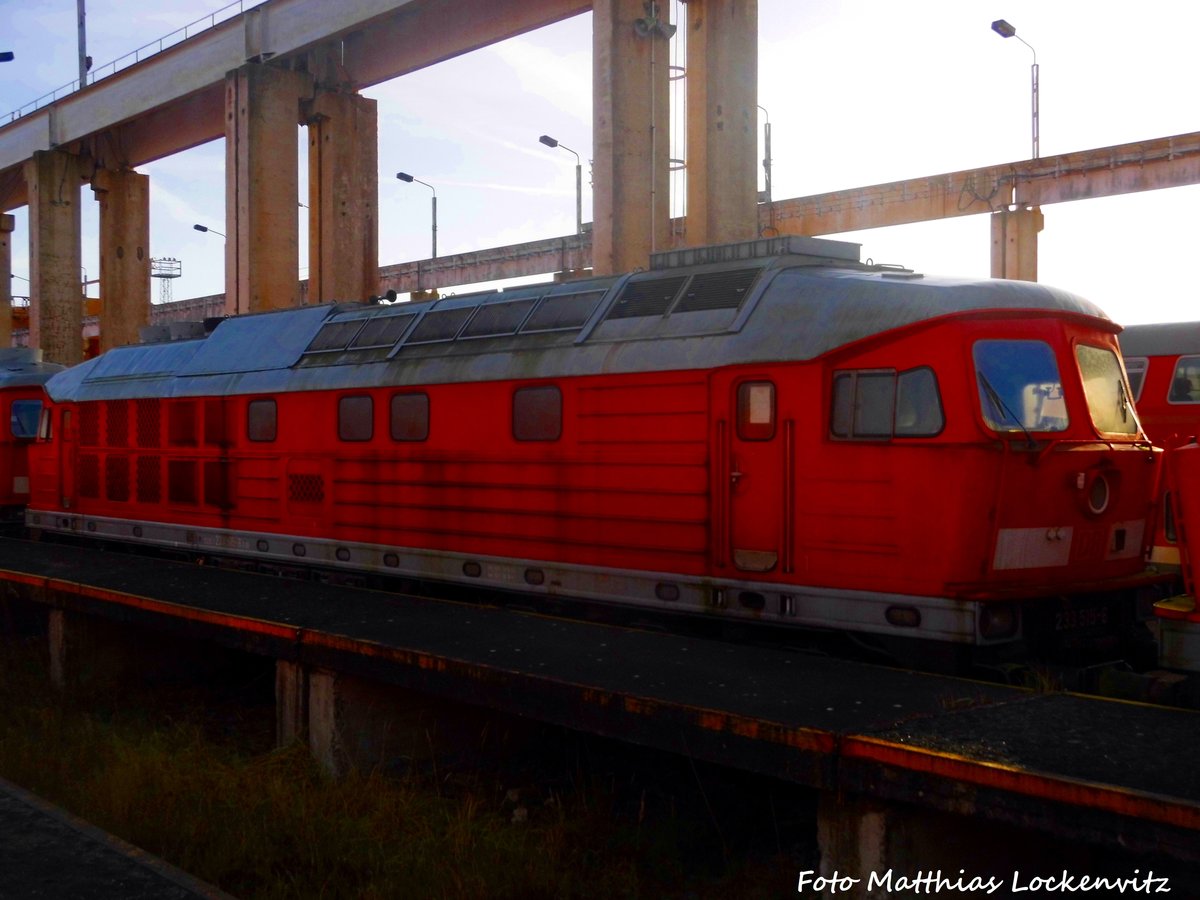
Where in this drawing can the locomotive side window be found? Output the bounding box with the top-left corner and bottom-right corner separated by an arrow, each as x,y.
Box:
831,368 -> 943,439
1076,345 -> 1139,435
338,395 -> 374,442
974,340 -> 1068,433
1168,355 -> 1200,404
10,399 -> 42,439
894,368 -> 944,436
736,382 -> 775,440
168,401 -> 197,446
390,393 -> 430,442
247,399 -> 277,442
1123,357 -> 1148,402
513,386 -> 562,441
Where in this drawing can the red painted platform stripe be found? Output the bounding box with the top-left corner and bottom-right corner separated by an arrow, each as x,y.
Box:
0,569 -> 51,589
842,735 -> 1200,830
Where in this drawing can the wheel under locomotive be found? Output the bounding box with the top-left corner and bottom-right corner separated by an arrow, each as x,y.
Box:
23,236 -> 1168,665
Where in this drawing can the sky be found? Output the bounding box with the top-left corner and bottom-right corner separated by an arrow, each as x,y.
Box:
1,0 -> 1198,326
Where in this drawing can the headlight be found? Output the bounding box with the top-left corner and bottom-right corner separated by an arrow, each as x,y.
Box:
1087,473 -> 1111,515
979,603 -> 1019,640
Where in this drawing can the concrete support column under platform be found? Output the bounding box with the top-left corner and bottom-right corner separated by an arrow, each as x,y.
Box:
48,608 -> 140,692
990,205 -> 1043,282
25,150 -> 84,365
0,214 -> 12,349
684,0 -> 759,247
224,64 -> 313,316
305,90 -> 378,306
592,0 -> 673,275
812,790 -> 1177,899
303,667 -> 523,779
275,659 -> 308,749
91,169 -> 151,352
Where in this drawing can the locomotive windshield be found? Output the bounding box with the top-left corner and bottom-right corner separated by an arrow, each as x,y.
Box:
974,340 -> 1068,433
1076,345 -> 1139,435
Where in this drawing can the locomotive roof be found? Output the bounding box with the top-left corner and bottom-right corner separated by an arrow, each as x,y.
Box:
0,347 -> 65,388
1118,320 -> 1200,359
46,237 -> 1111,403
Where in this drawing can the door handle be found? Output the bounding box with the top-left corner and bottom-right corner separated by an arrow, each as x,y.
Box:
730,470 -> 743,484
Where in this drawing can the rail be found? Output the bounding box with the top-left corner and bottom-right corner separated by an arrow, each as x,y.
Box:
3,0 -> 266,124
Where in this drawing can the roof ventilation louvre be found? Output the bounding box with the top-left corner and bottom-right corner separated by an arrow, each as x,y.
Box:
650,236 -> 861,270
405,306 -> 475,344
521,290 -> 605,333
673,268 -> 760,313
305,319 -> 368,353
605,276 -> 687,320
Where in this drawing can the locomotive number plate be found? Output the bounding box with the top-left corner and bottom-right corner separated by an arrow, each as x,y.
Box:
1053,602 -> 1110,632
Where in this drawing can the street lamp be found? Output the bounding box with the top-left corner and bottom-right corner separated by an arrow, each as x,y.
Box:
396,172 -> 437,259
539,135 -> 582,236
193,223 -> 225,238
991,18 -> 1039,160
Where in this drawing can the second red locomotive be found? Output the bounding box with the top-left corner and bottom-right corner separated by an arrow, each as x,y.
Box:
25,237 -> 1163,661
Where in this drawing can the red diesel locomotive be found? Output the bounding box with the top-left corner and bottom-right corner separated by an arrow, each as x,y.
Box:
1118,323 -> 1200,570
25,237 -> 1162,659
1119,322 -> 1200,666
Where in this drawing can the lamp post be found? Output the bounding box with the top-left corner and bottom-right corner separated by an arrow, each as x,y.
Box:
991,18 -> 1039,160
193,223 -> 225,238
396,172 -> 437,259
539,135 -> 582,236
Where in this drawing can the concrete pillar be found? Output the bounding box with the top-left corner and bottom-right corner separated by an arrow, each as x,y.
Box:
225,64 -> 313,316
91,169 -> 151,352
275,658 -> 308,748
684,0 -> 759,246
307,668 -> 504,778
811,790 -> 1158,898
990,205 -> 1043,281
0,214 -> 12,348
47,608 -> 134,692
305,91 -> 379,305
593,0 -> 673,275
25,150 -> 84,365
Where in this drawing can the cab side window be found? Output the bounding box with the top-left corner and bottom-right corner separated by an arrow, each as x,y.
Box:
1123,357 -> 1148,402
1169,356 -> 1200,404
831,367 -> 944,439
10,399 -> 42,439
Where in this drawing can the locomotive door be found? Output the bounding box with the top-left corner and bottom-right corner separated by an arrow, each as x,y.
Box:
721,378 -> 787,573
59,408 -> 77,508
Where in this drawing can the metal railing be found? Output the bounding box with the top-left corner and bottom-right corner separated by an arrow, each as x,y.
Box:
4,0 -> 266,124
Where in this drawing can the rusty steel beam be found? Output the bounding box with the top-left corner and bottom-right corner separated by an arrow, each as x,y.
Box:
118,129 -> 1200,305
377,233 -> 591,294
764,131 -> 1200,236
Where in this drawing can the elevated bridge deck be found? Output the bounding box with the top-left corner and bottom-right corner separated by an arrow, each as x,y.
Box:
0,536 -> 1197,870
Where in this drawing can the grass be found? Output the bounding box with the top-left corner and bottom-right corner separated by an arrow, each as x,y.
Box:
0,630 -> 812,898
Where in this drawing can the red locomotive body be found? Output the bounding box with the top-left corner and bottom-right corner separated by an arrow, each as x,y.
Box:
26,238 -> 1161,657
1119,323 -> 1200,569
1120,322 -> 1200,451
1119,323 -> 1200,666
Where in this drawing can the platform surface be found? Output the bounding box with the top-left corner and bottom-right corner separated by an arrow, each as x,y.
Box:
1,536 -> 1198,857
0,775 -> 231,899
